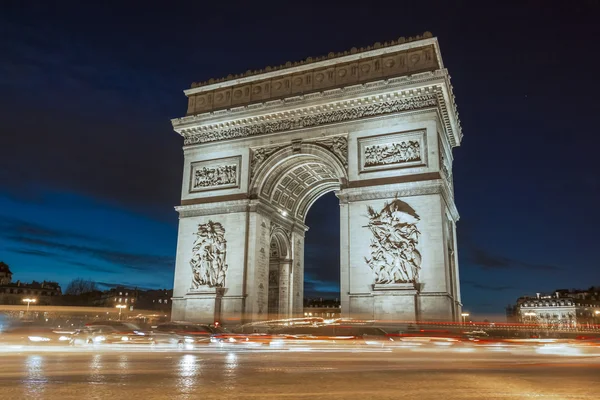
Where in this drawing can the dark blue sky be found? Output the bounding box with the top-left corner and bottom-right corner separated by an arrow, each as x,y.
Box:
1,1 -> 599,317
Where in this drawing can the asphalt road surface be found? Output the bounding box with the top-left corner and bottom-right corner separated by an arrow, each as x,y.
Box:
0,347 -> 599,399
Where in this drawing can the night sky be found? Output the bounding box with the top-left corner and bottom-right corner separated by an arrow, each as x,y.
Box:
1,1 -> 599,317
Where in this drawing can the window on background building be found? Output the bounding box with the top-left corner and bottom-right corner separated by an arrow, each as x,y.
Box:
119,298 -> 122,303
158,299 -> 162,304
119,292 -> 122,295
114,298 -> 117,301
165,300 -> 168,304
125,298 -> 128,303
126,293 -> 128,296
131,299 -> 134,303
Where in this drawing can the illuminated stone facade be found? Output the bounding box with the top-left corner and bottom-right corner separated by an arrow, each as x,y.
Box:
170,34 -> 463,324
511,289 -> 600,328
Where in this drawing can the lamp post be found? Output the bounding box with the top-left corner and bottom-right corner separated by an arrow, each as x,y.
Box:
461,312 -> 470,324
22,298 -> 36,313
116,304 -> 126,320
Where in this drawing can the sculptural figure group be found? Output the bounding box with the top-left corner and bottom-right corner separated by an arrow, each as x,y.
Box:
365,199 -> 422,284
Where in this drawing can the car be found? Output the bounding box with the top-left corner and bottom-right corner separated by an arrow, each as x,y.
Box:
267,325 -> 390,348
0,323 -> 72,346
151,322 -> 224,348
70,321 -> 155,347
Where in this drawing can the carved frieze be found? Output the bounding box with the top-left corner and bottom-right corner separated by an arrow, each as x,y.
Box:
184,94 -> 437,145
364,198 -> 422,284
359,130 -> 426,173
189,156 -> 241,192
190,221 -> 228,289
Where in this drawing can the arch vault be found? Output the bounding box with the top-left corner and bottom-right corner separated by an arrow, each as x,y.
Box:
170,33 -> 463,324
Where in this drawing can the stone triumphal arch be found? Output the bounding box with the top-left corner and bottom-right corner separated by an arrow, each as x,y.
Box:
170,33 -> 463,324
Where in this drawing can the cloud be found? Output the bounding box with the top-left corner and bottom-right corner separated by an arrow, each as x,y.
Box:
0,216 -> 173,275
5,247 -> 57,258
64,261 -> 119,275
468,247 -> 561,272
0,216 -> 111,245
6,235 -> 173,273
462,279 -> 514,292
304,272 -> 340,298
95,281 -> 163,291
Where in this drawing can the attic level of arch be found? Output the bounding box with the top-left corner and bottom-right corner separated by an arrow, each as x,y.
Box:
185,44 -> 438,115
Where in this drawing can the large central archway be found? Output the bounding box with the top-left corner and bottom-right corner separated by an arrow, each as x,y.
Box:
170,34 -> 463,324
250,142 -> 347,317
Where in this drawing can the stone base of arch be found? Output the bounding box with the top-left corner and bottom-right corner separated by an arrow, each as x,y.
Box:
338,186 -> 461,322
171,199 -> 306,325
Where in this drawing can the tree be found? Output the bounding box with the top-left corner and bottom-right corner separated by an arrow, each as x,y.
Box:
64,278 -> 97,296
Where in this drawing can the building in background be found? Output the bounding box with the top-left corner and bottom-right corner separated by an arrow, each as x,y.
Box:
93,286 -> 140,309
0,262 -> 12,285
92,286 -> 173,312
303,298 -> 341,319
136,289 -> 173,312
0,262 -> 61,305
507,288 -> 600,328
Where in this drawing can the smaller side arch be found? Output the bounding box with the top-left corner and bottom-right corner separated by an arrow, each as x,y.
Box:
269,224 -> 291,260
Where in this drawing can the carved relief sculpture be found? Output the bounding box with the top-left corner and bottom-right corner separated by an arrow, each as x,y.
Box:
316,136 -> 348,167
190,156 -> 240,192
193,164 -> 237,189
364,199 -> 422,284
440,151 -> 453,189
250,146 -> 284,179
364,140 -> 421,167
190,221 -> 228,289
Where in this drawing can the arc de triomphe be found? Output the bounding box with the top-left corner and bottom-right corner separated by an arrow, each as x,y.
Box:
170,32 -> 462,324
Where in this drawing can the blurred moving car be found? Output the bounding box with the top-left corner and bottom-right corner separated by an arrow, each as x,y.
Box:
0,323 -> 72,346
209,332 -> 274,348
151,322 -> 225,348
70,321 -> 154,346
266,325 -> 390,348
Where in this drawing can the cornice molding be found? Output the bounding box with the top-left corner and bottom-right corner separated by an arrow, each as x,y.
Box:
337,179 -> 459,221
176,198 -> 308,235
181,93 -> 437,146
173,70 -> 461,148
175,199 -> 250,218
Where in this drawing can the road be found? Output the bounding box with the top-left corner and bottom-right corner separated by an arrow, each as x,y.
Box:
0,347 -> 598,399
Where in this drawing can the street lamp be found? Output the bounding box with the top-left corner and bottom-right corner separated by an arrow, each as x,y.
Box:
461,312 -> 470,324
22,298 -> 36,312
116,304 -> 126,320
